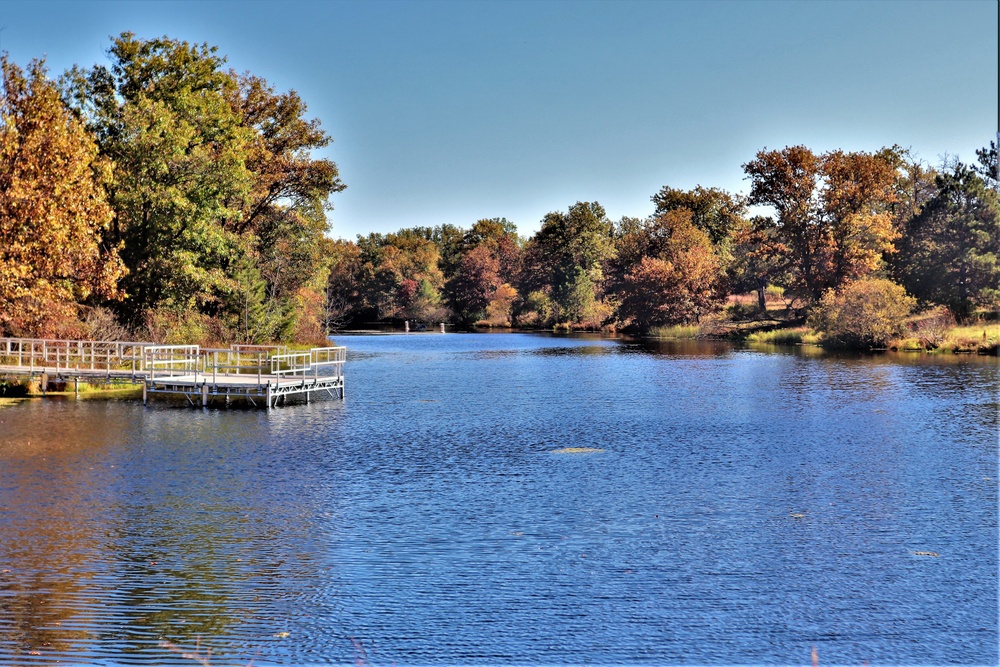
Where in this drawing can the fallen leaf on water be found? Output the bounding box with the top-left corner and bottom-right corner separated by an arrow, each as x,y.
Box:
551,447 -> 605,454
273,632 -> 290,638
789,513 -> 806,519
912,551 -> 939,557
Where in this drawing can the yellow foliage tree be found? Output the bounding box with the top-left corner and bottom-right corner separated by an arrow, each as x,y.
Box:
0,57 -> 124,336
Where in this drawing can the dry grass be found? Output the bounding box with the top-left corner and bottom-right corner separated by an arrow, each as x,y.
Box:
892,316 -> 1000,354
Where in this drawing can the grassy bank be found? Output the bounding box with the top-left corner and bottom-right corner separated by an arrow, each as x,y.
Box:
647,299 -> 998,355
0,378 -> 143,399
648,324 -> 701,339
745,327 -> 822,346
891,322 -> 1000,354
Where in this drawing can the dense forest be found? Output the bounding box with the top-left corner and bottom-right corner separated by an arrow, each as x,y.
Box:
2,35 -> 998,347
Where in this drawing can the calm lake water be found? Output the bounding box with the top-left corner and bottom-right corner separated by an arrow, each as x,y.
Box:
0,333 -> 997,666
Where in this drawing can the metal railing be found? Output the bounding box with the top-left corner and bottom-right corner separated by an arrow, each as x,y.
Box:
271,346 -> 346,381
201,348 -> 269,385
144,345 -> 201,383
0,337 -> 153,373
310,346 -> 347,379
2,338 -> 347,387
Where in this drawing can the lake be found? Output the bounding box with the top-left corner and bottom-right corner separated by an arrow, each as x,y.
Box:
0,333 -> 997,666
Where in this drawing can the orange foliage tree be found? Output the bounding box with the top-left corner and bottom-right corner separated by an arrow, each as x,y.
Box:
0,57 -> 125,337
744,145 -> 900,301
606,210 -> 725,329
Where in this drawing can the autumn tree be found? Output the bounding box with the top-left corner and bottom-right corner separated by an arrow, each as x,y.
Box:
0,57 -> 125,336
447,244 -> 503,325
323,239 -> 363,332
884,147 -> 938,233
223,71 -> 345,339
605,210 -> 725,330
809,278 -> 915,349
727,216 -> 790,311
651,185 -> 746,248
819,148 -> 899,286
444,218 -> 521,325
744,145 -> 900,301
743,146 -> 822,299
353,229 -> 447,322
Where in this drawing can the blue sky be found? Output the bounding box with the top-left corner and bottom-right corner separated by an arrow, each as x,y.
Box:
1,0 -> 997,240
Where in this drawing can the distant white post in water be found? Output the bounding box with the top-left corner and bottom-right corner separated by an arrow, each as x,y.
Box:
405,321 -> 410,333
440,323 -> 446,333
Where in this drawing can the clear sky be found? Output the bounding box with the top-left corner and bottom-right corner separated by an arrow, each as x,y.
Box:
1,0 -> 997,240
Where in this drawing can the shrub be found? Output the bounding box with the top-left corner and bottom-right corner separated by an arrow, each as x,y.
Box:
913,308 -> 957,348
727,301 -> 760,321
809,278 -> 916,349
764,285 -> 785,303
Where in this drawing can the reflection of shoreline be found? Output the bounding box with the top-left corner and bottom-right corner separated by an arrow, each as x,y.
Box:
0,400 -> 343,664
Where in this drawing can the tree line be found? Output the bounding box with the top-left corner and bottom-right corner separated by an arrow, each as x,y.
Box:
327,146 -> 999,336
2,35 -> 998,344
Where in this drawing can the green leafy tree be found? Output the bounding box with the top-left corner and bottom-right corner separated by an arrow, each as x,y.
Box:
651,185 -> 746,248
518,202 -> 613,324
895,161 -> 1000,320
0,57 -> 125,336
221,251 -> 280,343
974,140 -> 997,190
64,33 -> 253,326
224,71 -> 345,338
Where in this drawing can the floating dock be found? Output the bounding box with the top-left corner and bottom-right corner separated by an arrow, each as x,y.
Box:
0,338 -> 345,409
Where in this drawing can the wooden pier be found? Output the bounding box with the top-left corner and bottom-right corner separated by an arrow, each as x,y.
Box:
0,337 -> 345,409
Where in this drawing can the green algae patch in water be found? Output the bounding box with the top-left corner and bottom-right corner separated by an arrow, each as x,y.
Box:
550,447 -> 606,454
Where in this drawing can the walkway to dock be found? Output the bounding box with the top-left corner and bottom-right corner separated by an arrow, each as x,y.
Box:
0,338 -> 345,409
